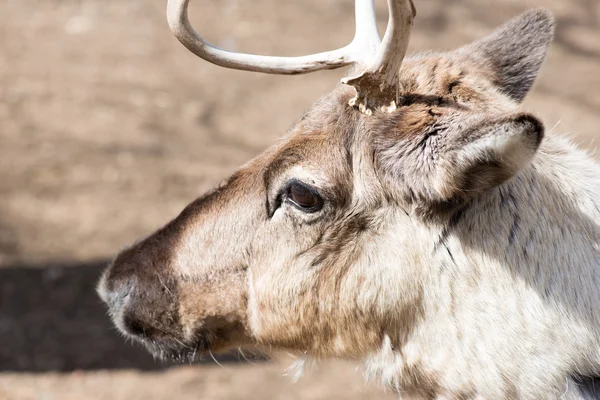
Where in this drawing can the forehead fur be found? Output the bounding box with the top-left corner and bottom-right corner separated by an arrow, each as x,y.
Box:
262,47 -> 516,185
261,87 -> 359,192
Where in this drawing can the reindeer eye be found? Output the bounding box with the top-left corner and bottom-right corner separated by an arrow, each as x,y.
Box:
286,181 -> 323,212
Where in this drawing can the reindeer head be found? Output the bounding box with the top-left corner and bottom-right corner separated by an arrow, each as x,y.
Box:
98,0 -> 553,362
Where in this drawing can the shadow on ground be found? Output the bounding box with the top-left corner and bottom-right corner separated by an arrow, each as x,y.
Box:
0,260 -> 263,372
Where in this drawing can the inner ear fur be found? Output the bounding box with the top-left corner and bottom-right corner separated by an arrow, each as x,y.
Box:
433,113 -> 544,204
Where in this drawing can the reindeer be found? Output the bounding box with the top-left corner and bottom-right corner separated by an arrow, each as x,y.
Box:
98,0 -> 600,398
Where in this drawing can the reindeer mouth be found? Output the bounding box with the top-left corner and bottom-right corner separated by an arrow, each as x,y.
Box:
120,315 -> 247,363
138,333 -> 214,363
137,325 -> 249,363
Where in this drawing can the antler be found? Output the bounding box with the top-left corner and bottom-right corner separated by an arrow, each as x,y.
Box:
342,0 -> 416,114
166,0 -> 416,114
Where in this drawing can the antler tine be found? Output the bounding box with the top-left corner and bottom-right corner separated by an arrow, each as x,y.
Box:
342,0 -> 416,114
351,0 -> 381,55
166,0 -> 380,75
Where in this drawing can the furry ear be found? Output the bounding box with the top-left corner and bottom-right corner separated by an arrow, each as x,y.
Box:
434,114 -> 544,203
462,9 -> 555,102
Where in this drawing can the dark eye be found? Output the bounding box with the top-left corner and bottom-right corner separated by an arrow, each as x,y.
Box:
286,181 -> 323,212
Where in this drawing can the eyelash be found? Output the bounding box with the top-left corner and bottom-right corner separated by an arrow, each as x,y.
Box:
276,180 -> 324,214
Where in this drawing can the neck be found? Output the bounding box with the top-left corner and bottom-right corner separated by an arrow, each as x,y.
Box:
367,133 -> 600,397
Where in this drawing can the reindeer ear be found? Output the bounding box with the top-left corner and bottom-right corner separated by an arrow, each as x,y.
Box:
434,114 -> 544,202
463,9 -> 555,102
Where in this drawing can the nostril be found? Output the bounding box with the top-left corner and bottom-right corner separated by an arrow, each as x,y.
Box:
123,314 -> 151,338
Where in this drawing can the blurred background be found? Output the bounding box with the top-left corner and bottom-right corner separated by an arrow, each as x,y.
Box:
0,0 -> 598,399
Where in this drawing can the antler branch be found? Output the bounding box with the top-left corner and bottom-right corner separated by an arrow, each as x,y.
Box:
166,0 -> 415,114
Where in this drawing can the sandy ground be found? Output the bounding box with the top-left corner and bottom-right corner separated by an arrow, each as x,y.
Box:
0,0 -> 598,398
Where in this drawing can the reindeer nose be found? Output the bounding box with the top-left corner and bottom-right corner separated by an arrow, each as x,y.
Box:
97,261 -> 138,328
98,261 -> 160,338
97,248 -> 140,309
97,244 -> 179,340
